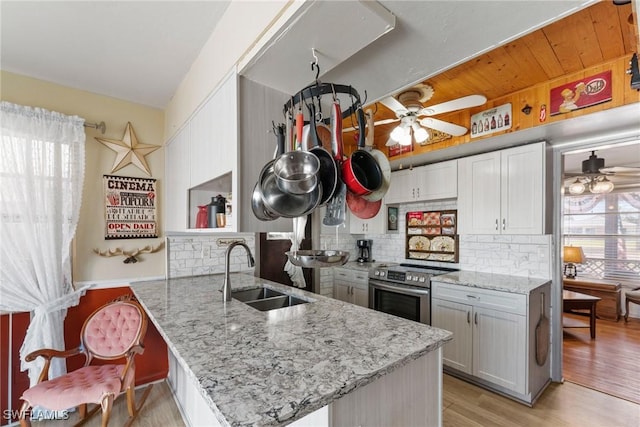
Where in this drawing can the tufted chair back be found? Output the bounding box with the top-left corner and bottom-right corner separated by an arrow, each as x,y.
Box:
82,300 -> 145,360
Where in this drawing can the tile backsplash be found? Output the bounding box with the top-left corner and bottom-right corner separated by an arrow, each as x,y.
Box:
167,233 -> 256,278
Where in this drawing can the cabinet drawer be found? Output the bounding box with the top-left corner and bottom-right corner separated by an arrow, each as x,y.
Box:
334,268 -> 354,281
432,281 -> 526,315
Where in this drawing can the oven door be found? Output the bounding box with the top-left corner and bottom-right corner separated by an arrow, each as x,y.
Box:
369,279 -> 431,325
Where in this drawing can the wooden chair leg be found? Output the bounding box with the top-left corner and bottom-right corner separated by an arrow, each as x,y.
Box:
100,394 -> 114,427
79,403 -> 87,419
625,297 -> 630,322
124,384 -> 153,427
18,400 -> 31,427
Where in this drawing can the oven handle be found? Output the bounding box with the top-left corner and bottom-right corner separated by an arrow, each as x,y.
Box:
369,280 -> 431,297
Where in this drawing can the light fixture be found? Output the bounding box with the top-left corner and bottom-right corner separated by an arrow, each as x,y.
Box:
567,175 -> 615,195
563,246 -> 585,279
389,115 -> 430,146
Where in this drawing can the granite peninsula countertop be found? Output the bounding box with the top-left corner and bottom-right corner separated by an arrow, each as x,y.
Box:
432,270 -> 550,294
131,273 -> 452,426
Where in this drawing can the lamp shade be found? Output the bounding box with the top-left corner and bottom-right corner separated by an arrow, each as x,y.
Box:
563,246 -> 585,264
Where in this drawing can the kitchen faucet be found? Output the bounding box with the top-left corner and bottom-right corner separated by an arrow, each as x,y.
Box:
222,241 -> 255,302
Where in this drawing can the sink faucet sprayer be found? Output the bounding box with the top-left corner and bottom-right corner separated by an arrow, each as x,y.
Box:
223,242 -> 255,302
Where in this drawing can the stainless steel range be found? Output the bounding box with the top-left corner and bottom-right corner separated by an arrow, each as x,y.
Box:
369,264 -> 458,325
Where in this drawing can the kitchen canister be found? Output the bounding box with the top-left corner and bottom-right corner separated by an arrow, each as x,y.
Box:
207,195 -> 226,228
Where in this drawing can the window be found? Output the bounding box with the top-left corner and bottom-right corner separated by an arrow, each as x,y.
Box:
563,191 -> 640,284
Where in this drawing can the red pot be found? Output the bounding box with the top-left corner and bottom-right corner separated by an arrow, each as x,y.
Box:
346,191 -> 382,219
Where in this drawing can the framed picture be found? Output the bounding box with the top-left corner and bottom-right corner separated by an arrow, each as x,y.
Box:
387,206 -> 399,232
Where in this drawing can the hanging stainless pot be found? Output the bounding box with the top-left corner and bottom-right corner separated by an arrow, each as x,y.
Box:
362,108 -> 391,202
251,137 -> 283,221
341,107 -> 383,196
257,125 -> 322,219
273,150 -> 320,195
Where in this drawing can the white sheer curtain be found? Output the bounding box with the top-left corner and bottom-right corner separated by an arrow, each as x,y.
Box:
0,101 -> 88,386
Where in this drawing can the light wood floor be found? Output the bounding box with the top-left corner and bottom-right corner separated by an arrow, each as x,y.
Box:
563,314 -> 640,405
39,374 -> 640,427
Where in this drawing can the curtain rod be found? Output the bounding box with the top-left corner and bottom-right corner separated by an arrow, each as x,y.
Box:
84,121 -> 106,134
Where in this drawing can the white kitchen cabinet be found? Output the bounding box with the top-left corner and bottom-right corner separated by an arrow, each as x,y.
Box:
165,125 -> 191,232
432,280 -> 550,404
349,206 -> 386,234
333,268 -> 369,307
385,159 -> 457,205
458,142 -> 544,235
190,73 -> 238,188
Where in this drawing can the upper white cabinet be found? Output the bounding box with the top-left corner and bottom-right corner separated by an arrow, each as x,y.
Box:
165,125 -> 190,232
189,74 -> 238,187
349,202 -> 386,234
458,142 -> 545,234
385,160 -> 457,205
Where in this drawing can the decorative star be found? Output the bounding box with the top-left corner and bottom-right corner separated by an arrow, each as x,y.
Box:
96,122 -> 159,176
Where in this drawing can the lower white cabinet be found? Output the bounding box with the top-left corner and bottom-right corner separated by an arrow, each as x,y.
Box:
334,268 -> 369,307
432,280 -> 550,404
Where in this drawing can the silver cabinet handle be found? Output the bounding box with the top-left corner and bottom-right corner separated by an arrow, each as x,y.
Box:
467,311 -> 471,324
412,188 -> 415,198
495,219 -> 499,230
416,188 -> 420,198
502,218 -> 506,230
474,312 -> 478,325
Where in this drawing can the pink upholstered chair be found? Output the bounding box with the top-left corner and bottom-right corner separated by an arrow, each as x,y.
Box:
19,295 -> 152,427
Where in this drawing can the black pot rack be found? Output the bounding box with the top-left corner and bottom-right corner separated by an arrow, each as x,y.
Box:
283,82 -> 366,127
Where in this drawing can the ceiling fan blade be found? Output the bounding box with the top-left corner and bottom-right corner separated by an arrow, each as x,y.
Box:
379,96 -> 408,115
418,94 -> 487,116
600,166 -> 640,175
419,118 -> 468,136
343,117 -> 399,132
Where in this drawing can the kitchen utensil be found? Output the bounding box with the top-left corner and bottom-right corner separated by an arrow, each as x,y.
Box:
252,136 -> 284,221
341,107 -> 383,196
323,100 -> 347,226
285,249 -> 350,268
273,150 -> 320,194
306,103 -> 338,205
258,125 -> 322,218
362,108 -> 391,202
535,292 -> 549,366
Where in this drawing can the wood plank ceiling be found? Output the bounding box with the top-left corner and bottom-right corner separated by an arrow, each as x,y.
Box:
365,0 -> 637,146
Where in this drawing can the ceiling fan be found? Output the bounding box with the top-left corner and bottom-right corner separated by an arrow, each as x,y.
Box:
374,84 -> 487,146
565,150 -> 640,194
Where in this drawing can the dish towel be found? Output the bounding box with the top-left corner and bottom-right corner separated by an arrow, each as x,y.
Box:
285,216 -> 307,288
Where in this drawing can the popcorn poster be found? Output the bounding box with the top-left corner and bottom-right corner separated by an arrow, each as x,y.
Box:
103,175 -> 157,239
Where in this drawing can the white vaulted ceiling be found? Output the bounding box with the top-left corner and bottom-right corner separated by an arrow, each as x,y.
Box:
0,1 -> 230,108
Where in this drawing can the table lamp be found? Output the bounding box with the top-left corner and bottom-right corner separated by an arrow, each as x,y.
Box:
563,246 -> 585,279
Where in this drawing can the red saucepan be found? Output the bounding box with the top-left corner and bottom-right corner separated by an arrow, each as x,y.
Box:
346,190 -> 382,219
341,107 -> 383,196
362,108 -> 391,202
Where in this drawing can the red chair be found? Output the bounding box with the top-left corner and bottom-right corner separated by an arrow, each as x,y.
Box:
19,295 -> 152,427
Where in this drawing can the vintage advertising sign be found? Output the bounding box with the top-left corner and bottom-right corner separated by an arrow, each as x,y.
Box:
470,103 -> 512,138
103,175 -> 157,239
388,143 -> 413,157
549,70 -> 612,116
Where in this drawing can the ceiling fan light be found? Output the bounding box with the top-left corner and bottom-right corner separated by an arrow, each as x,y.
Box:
399,131 -> 412,146
568,178 -> 585,195
413,126 -> 429,143
590,176 -> 614,194
390,125 -> 405,141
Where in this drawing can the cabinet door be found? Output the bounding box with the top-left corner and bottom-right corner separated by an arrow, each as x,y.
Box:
334,283 -> 351,303
165,125 -> 190,231
349,204 -> 385,234
432,298 -> 473,374
418,160 -> 458,201
190,73 -> 238,187
353,286 -> 368,307
458,151 -> 501,234
501,142 -> 544,234
385,169 -> 413,204
473,306 -> 526,394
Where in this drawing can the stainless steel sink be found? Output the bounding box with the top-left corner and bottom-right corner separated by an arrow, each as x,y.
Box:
247,295 -> 308,311
231,287 -> 286,302
230,286 -> 310,311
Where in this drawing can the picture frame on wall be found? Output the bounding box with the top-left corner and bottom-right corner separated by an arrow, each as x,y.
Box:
387,206 -> 398,232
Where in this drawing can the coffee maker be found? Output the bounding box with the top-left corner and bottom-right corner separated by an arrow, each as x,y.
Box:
356,239 -> 373,263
